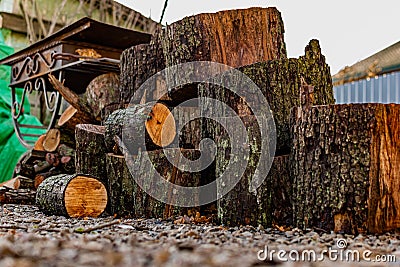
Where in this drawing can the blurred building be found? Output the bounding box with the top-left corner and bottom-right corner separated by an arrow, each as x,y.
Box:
333,41 -> 400,104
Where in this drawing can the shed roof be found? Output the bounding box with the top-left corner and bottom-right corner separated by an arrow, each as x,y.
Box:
332,41 -> 400,85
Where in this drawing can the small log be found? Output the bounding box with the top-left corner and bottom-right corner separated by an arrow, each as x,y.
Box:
120,7 -> 286,104
58,105 -> 94,137
291,103 -> 400,234
33,134 -> 46,151
42,129 -> 60,152
75,124 -> 107,183
104,102 -> 176,154
36,174 -> 108,218
85,73 -> 121,121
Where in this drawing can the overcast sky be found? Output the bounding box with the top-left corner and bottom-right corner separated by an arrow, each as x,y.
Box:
117,0 -> 400,75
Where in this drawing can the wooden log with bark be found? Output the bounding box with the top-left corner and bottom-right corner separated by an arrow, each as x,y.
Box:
120,7 -> 286,104
105,149 -> 201,218
204,115 -> 289,227
36,174 -> 108,218
85,73 -> 121,121
290,103 -> 400,234
199,40 -> 335,154
58,105 -> 94,138
75,124 -> 107,183
104,102 -> 176,154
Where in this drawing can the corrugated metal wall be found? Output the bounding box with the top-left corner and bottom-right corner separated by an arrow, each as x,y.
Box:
334,71 -> 400,104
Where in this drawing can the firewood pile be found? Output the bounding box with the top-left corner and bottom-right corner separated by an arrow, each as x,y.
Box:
2,7 -> 399,235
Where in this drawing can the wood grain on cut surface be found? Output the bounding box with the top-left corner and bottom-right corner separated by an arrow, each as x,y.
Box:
64,176 -> 108,218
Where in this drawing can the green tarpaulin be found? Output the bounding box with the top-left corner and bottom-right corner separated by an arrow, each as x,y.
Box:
0,31 -> 45,183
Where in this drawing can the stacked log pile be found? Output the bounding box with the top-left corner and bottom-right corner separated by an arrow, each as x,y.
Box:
3,7 -> 399,235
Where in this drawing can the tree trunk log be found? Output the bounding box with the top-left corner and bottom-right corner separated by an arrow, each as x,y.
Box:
75,124 -> 107,183
104,102 -> 176,154
120,7 -> 286,104
86,73 -> 121,121
206,115 -> 289,227
199,40 -> 335,154
36,174 -> 108,218
171,106 -> 202,149
290,103 -> 400,234
105,149 -> 201,218
58,105 -> 95,138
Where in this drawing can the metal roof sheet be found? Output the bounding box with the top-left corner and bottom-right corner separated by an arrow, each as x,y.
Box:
333,41 -> 400,85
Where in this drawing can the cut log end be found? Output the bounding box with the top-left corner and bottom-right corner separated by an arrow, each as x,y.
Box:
43,129 -> 61,152
64,176 -> 108,218
33,134 -> 46,151
58,105 -> 78,127
145,103 -> 176,147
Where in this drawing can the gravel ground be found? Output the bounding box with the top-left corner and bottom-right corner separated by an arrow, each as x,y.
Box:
0,205 -> 399,267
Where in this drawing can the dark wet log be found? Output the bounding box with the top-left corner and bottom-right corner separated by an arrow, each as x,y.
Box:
86,73 -> 121,121
36,174 -> 108,218
291,103 -> 400,234
75,124 -> 107,183
120,7 -> 286,104
105,149 -> 201,218
199,40 -> 335,154
104,102 -> 176,154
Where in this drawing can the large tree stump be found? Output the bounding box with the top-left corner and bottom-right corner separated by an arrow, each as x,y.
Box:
75,124 -> 107,183
36,174 -> 108,218
205,115 -> 288,227
199,40 -> 335,154
120,7 -> 286,104
291,103 -> 400,234
105,149 -> 201,218
104,102 -> 176,154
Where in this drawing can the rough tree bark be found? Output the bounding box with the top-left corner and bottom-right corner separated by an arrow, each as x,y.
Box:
36,174 -> 108,218
291,103 -> 400,234
85,73 -> 121,121
104,102 -> 176,154
204,115 -> 290,227
75,124 -> 107,183
105,149 -> 201,218
199,40 -> 335,154
120,7 -> 286,104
